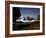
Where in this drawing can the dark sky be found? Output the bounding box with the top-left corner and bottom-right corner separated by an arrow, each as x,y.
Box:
20,8 -> 40,19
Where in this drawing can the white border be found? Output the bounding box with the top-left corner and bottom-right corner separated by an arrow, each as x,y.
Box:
10,4 -> 43,34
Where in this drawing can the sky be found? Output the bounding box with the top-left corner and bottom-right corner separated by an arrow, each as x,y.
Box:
20,8 -> 40,19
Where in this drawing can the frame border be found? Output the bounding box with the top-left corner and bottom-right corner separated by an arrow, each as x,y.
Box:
5,1 -> 45,37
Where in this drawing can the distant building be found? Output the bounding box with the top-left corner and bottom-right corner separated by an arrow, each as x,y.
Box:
16,16 -> 35,22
